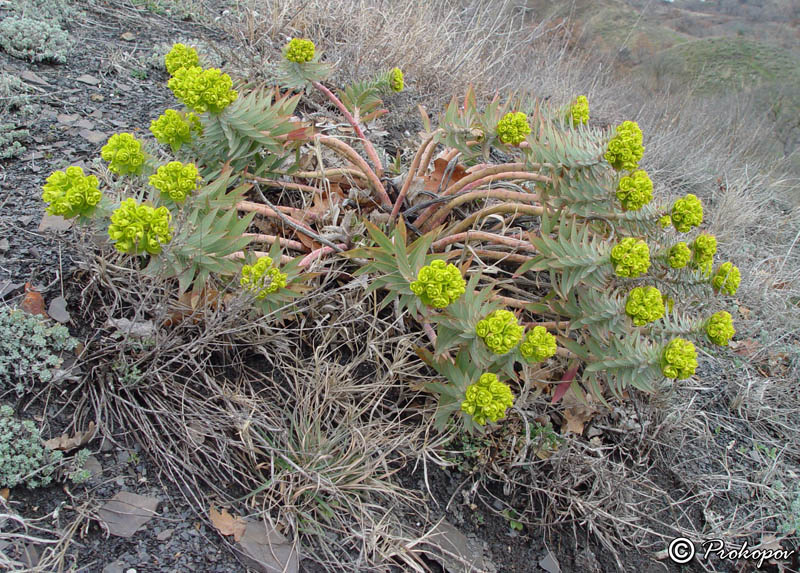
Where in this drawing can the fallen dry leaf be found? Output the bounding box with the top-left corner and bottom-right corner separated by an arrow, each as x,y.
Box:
209,506 -> 247,542
422,157 -> 468,193
48,296 -> 71,324
1,488 -> 9,500
561,388 -> 598,436
97,492 -> 159,538
20,283 -> 47,317
235,519 -> 299,573
731,338 -> 760,358
43,421 -> 96,451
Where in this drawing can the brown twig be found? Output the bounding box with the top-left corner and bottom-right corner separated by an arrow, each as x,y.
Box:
431,231 -> 536,253
243,233 -> 306,252
444,203 -> 546,236
423,189 -> 543,232
298,243 -> 348,268
390,130 -> 443,225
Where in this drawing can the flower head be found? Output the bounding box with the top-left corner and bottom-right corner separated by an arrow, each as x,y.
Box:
691,233 -> 717,274
667,242 -> 691,269
41,166 -> 102,218
409,259 -> 466,309
107,198 -> 172,255
150,109 -> 201,152
165,43 -> 199,76
496,111 -> 531,145
625,286 -> 665,326
610,237 -> 650,278
671,194 -> 703,233
389,67 -> 404,92
284,38 -> 315,63
659,215 -> 672,229
705,311 -> 735,346
149,161 -> 200,203
519,326 -> 557,363
240,256 -> 288,299
660,337 -> 698,380
604,120 -> 644,171
712,262 -> 741,296
475,309 -> 523,355
101,133 -> 146,176
570,95 -> 589,125
461,373 -> 514,425
616,169 -> 653,211
168,66 -> 238,114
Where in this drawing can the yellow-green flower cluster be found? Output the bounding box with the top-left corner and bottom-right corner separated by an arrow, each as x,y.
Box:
705,311 -> 735,346
660,337 -> 698,380
712,262 -> 740,296
625,286 -> 665,326
284,38 -> 315,63
610,237 -> 650,278
101,133 -> 145,176
149,109 -> 201,152
461,373 -> 514,425
108,198 -> 172,255
570,95 -> 589,125
475,309 -> 524,355
389,67 -> 404,92
691,234 -> 717,274
240,256 -> 288,299
41,166 -> 102,218
519,326 -> 557,363
165,43 -> 199,76
659,215 -> 672,229
409,260 -> 466,309
148,161 -> 200,203
168,66 -> 238,114
616,169 -> 653,211
496,112 -> 531,145
668,242 -> 691,269
604,120 -> 644,171
670,194 -> 703,233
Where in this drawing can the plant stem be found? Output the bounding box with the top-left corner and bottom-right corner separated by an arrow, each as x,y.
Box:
298,243 -> 348,268
431,231 -> 536,253
236,200 -> 317,225
227,251 -> 294,265
390,130 -> 442,225
442,248 -> 534,265
444,203 -> 545,236
424,189 -> 543,233
312,80 -> 384,178
522,320 -> 571,330
243,234 -> 306,252
316,135 -> 391,208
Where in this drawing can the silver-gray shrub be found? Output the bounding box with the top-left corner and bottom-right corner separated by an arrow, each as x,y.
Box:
0,307 -> 77,396
0,405 -> 61,488
0,15 -> 71,64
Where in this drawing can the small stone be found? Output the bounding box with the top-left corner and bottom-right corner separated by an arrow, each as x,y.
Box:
20,70 -> 51,86
80,130 -> 108,144
157,528 -> 174,542
91,94 -> 105,102
76,74 -> 101,86
121,32 -> 135,41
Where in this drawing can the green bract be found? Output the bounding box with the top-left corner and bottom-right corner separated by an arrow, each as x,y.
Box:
570,95 -> 589,125
604,120 -> 644,171
149,109 -> 200,152
671,193 -> 703,233
658,215 -> 672,229
712,262 -> 741,296
409,259 -> 466,309
625,286 -> 665,326
108,198 -> 172,255
389,67 -> 404,92
149,161 -> 200,203
101,133 -> 145,176
668,242 -> 692,269
460,372 -> 514,425
41,165 -> 101,218
691,233 -> 717,274
240,256 -> 288,299
519,326 -> 557,363
284,38 -> 315,63
610,237 -> 650,278
164,43 -> 199,76
616,169 -> 653,211
705,311 -> 735,346
660,337 -> 698,380
475,309 -> 523,355
496,111 -> 530,145
168,66 -> 238,114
